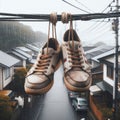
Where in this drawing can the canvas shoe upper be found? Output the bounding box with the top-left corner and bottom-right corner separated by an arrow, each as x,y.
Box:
24,38 -> 61,94
62,29 -> 92,92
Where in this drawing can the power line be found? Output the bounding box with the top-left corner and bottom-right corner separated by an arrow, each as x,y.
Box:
61,0 -> 91,13
0,12 -> 120,21
101,0 -> 115,13
81,21 -> 110,34
86,28 -> 112,42
74,0 -> 94,13
78,0 -> 115,33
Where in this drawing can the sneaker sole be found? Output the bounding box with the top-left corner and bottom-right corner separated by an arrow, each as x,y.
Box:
24,54 -> 61,95
24,80 -> 54,95
64,76 -> 92,92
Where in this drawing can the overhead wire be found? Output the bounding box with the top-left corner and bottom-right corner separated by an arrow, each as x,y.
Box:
78,0 -> 116,44
79,0 -> 115,33
61,0 -> 91,14
81,21 -> 110,36
101,0 -> 115,13
74,0 -> 94,13
90,29 -> 113,41
83,28 -> 112,44
91,22 -> 110,33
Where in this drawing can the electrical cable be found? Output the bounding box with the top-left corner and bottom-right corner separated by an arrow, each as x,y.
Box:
61,0 -> 91,14
92,22 -> 110,33
101,0 -> 115,13
0,12 -> 120,21
81,21 -> 110,35
79,0 -> 115,33
91,30 -> 112,41
84,28 -> 112,43
74,0 -> 94,13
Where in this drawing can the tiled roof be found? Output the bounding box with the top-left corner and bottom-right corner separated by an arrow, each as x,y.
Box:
13,48 -> 32,59
16,46 -> 32,52
26,44 -> 39,52
92,49 -> 115,62
0,50 -> 20,67
10,51 -> 27,60
85,45 -> 114,60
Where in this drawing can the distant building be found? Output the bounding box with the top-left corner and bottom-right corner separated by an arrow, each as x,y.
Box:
0,50 -> 20,90
83,46 -> 96,52
90,48 -> 120,96
98,50 -> 120,97
16,46 -> 34,56
26,44 -> 39,57
89,48 -> 120,120
85,45 -> 114,65
12,47 -> 34,63
8,51 -> 27,68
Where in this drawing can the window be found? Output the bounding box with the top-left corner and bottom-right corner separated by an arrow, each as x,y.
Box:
4,68 -> 10,80
107,65 -> 114,79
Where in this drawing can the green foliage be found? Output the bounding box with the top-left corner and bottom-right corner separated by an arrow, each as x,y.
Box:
10,68 -> 27,94
101,107 -> 113,119
0,21 -> 47,51
0,95 -> 13,120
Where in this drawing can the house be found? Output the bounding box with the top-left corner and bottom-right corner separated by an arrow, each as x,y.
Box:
26,44 -> 39,58
16,46 -> 34,56
91,48 -> 115,84
90,48 -> 120,96
98,51 -> 120,98
83,46 -> 96,52
0,50 -> 20,90
8,51 -> 27,68
85,45 -> 114,65
89,48 -> 120,120
0,90 -> 15,99
12,48 -> 33,63
85,45 -> 114,85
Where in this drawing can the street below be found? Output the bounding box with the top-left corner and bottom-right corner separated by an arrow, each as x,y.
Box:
20,66 -> 94,120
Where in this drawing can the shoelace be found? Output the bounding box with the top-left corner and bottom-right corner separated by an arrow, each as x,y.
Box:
33,53 -> 52,73
33,13 -> 57,73
67,48 -> 84,68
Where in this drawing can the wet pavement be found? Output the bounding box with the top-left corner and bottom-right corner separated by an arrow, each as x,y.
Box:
20,66 -> 92,120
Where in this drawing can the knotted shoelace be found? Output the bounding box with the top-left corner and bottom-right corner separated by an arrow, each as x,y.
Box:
33,53 -> 52,73
31,12 -> 57,74
67,47 -> 84,68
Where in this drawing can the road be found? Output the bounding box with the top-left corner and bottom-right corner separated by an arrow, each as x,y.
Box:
20,66 -> 94,120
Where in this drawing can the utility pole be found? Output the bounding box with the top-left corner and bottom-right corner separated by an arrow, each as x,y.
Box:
113,0 -> 119,119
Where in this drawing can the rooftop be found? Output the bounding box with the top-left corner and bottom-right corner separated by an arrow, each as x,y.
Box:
85,45 -> 114,60
16,46 -> 32,52
0,50 -> 20,67
13,48 -> 32,59
92,48 -> 115,62
10,51 -> 27,60
26,44 -> 40,52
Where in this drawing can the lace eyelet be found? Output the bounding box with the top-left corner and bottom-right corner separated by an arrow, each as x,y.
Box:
66,44 -> 68,46
40,56 -> 42,59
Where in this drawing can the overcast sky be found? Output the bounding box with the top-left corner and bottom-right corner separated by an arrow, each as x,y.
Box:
0,0 -> 118,45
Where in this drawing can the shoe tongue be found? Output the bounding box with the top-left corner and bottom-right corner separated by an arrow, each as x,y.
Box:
43,47 -> 55,55
69,41 -> 80,50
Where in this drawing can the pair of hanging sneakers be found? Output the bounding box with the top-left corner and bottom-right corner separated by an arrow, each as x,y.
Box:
24,29 -> 92,95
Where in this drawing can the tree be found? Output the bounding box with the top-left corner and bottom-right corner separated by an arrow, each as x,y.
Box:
0,95 -> 13,120
0,21 -> 47,51
10,68 -> 27,94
